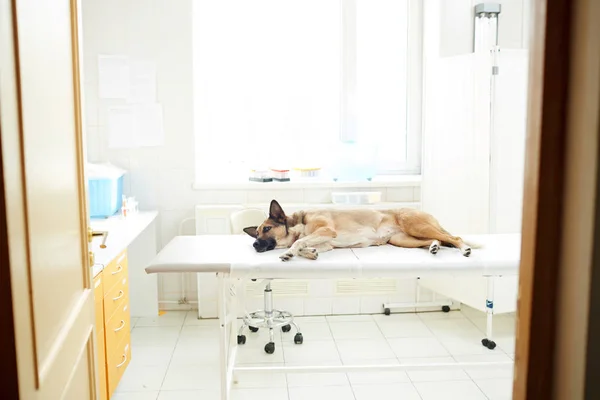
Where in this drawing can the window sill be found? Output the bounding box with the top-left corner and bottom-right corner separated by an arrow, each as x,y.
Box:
192,174 -> 421,191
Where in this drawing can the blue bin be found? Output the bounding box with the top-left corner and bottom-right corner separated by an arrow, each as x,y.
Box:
88,174 -> 124,218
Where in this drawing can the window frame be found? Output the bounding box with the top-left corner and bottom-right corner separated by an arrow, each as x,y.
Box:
192,0 -> 424,183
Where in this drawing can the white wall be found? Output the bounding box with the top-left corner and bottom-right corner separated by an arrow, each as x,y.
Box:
81,0 -> 526,311
80,0 -> 420,310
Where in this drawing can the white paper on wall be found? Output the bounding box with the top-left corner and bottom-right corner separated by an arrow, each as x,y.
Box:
98,55 -> 130,99
107,106 -> 136,148
133,104 -> 164,147
127,59 -> 157,104
107,104 -> 164,149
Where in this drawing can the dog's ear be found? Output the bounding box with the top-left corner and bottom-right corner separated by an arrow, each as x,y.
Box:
269,199 -> 286,224
243,226 -> 258,238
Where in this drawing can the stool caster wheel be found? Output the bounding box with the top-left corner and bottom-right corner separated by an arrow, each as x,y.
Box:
282,324 -> 291,333
384,308 -> 391,316
481,338 -> 497,350
249,326 -> 259,333
264,342 -> 275,354
442,305 -> 451,313
237,335 -> 246,345
294,333 -> 303,344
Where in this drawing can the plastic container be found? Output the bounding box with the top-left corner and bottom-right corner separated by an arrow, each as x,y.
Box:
331,191 -> 382,205
293,167 -> 321,180
249,168 -> 272,182
270,168 -> 290,182
86,163 -> 126,218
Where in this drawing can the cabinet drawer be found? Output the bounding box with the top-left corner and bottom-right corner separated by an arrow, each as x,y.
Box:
96,329 -> 107,400
103,250 -> 128,294
105,299 -> 131,355
107,335 -> 131,397
103,274 -> 128,323
93,274 -> 104,331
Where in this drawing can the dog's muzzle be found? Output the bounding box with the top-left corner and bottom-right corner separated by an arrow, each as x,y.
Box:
253,238 -> 276,253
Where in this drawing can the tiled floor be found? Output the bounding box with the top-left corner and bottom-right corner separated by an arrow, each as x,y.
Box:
114,306 -> 515,400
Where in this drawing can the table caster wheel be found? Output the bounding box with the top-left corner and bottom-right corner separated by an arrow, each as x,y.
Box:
282,324 -> 291,333
249,326 -> 259,333
481,338 -> 489,347
237,335 -> 246,345
442,305 -> 451,313
264,342 -> 275,354
294,333 -> 303,344
481,338 -> 496,349
384,308 -> 391,316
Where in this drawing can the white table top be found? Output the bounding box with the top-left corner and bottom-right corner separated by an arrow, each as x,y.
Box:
146,233 -> 521,279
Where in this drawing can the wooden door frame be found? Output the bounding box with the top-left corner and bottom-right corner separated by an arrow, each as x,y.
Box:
514,0 -> 600,398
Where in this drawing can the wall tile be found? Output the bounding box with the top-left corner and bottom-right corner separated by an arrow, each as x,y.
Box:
304,188 -> 332,204
332,297 -> 361,315
386,187 -> 415,202
247,189 -> 304,205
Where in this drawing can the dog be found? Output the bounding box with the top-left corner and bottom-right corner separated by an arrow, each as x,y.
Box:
242,199 -> 477,262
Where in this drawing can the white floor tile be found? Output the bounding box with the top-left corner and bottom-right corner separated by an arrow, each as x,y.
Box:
399,357 -> 470,382
352,382 -> 422,400
328,320 -> 384,340
288,385 -> 355,400
418,310 -> 466,321
345,359 -> 410,385
422,318 -> 482,339
414,380 -> 488,400
158,389 -> 220,400
237,336 -> 285,365
129,345 -> 175,368
376,319 -> 433,339
131,317 -> 140,329
286,372 -> 348,388
282,340 -> 340,365
183,311 -> 216,326
326,314 -> 374,323
438,335 -> 499,356
131,327 -> 181,347
161,364 -> 220,391
372,312 -> 422,324
474,378 -> 514,400
136,311 -> 187,327
336,338 -> 396,363
111,392 -> 159,400
232,363 -> 288,389
454,354 -> 514,380
232,387 -> 289,400
115,365 -> 169,392
387,337 -> 450,358
293,321 -> 333,341
170,342 -> 220,366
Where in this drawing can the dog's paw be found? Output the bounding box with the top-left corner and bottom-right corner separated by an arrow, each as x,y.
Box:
279,252 -> 294,262
300,247 -> 319,260
461,247 -> 472,257
429,241 -> 440,255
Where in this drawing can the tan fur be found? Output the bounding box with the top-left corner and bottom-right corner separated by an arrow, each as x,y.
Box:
245,200 -> 475,261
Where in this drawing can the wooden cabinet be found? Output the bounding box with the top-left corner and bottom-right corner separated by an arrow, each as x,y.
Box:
93,249 -> 131,399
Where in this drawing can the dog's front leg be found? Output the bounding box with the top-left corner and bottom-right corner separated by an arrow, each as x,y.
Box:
280,227 -> 336,262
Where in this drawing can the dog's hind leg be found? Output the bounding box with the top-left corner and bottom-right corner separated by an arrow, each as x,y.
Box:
388,233 -> 440,255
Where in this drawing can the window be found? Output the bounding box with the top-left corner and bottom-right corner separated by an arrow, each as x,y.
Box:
193,0 -> 422,183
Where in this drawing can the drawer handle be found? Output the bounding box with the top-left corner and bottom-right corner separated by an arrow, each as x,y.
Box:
112,290 -> 124,301
111,265 -> 123,275
114,320 -> 126,332
116,353 -> 127,368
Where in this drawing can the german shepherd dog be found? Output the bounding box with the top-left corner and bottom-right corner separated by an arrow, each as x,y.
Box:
243,200 -> 476,262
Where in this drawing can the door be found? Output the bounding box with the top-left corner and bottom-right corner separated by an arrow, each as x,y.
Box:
0,1 -> 98,399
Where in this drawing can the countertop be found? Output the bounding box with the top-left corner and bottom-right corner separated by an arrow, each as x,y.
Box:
90,211 -> 158,278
